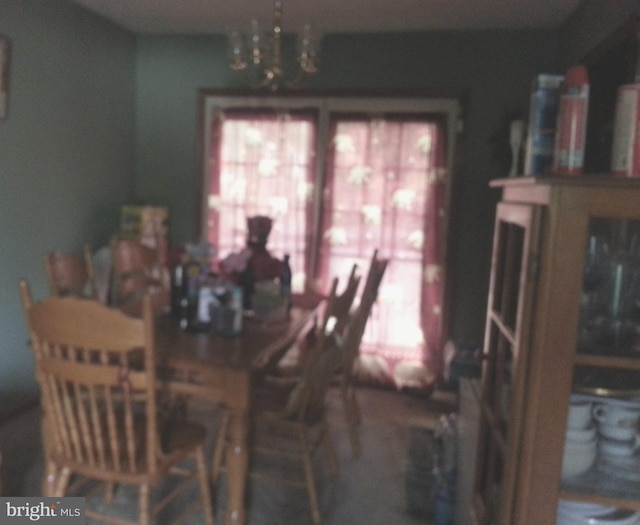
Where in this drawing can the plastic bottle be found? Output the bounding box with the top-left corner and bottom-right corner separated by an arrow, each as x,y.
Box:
553,65 -> 590,175
229,286 -> 244,336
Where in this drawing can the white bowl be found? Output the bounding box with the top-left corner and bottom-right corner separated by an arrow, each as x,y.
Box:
599,437 -> 640,458
568,400 -> 594,430
557,502 -> 638,525
562,440 -> 596,479
598,424 -> 639,442
589,509 -> 640,525
566,424 -> 597,443
557,500 -> 615,517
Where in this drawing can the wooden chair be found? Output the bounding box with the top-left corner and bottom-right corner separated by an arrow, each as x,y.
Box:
43,244 -> 97,299
335,250 -> 388,457
110,238 -> 167,306
213,278 -> 342,525
19,280 -> 214,525
328,263 -> 361,334
270,264 -> 361,378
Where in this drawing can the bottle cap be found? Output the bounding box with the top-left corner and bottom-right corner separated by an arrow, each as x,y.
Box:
564,65 -> 588,86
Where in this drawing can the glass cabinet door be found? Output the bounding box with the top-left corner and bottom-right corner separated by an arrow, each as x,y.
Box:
577,219 -> 640,358
560,217 -> 640,515
471,202 -> 540,525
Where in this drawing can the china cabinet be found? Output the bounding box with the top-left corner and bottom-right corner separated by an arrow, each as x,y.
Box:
471,176 -> 640,525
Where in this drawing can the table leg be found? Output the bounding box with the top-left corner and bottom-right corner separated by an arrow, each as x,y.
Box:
224,409 -> 249,525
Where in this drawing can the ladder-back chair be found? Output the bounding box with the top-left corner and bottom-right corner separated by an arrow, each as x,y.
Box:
43,244 -> 97,300
19,281 -> 214,525
270,264 -> 361,378
213,278 -> 343,525
110,238 -> 167,307
328,263 -> 361,334
336,250 -> 388,457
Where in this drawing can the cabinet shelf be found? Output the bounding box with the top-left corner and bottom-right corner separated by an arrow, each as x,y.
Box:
561,469 -> 640,511
574,353 -> 640,371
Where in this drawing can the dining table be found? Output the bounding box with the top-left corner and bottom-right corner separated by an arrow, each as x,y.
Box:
154,306 -> 314,525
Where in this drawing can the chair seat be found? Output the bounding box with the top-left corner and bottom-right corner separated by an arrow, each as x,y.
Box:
253,376 -> 298,409
47,415 -> 207,484
253,378 -> 329,426
161,420 -> 207,462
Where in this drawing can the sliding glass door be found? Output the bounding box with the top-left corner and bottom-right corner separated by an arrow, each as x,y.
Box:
320,116 -> 449,384
201,95 -> 457,385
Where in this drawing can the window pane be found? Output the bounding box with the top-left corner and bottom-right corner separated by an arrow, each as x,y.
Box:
207,114 -> 315,290
325,119 -> 436,364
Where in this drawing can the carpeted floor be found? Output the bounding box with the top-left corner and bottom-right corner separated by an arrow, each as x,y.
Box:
0,386 -> 456,524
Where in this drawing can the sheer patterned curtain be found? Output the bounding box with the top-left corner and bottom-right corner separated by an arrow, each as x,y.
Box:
206,109 -> 449,387
206,110 -> 316,289
320,115 -> 448,386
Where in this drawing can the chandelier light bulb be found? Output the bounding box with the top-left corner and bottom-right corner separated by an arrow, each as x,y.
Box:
228,31 -> 247,71
249,19 -> 262,65
298,24 -> 318,74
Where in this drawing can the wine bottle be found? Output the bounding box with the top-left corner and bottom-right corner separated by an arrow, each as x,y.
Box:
281,254 -> 292,309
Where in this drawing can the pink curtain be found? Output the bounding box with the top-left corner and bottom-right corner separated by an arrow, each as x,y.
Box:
207,111 -> 449,388
320,116 -> 448,387
206,110 -> 316,286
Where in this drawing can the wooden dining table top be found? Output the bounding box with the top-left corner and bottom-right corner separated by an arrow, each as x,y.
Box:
154,306 -> 314,412
156,306 -> 313,371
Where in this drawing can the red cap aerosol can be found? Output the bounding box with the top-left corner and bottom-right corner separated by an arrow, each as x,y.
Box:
552,65 -> 590,175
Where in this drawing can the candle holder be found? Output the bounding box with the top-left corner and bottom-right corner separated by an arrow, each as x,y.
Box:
509,119 -> 525,178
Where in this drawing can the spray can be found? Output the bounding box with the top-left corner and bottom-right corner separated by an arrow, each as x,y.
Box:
553,65 -> 590,175
610,83 -> 640,177
524,74 -> 564,175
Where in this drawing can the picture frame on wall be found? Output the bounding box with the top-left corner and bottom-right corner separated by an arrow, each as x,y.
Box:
0,35 -> 9,120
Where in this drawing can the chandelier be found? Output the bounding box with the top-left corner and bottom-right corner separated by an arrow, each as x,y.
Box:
228,0 -> 319,91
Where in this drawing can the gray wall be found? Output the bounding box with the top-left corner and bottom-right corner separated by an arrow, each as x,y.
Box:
0,0 -> 136,416
134,29 -> 563,348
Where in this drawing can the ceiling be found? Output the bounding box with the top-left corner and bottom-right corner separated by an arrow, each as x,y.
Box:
67,0 -> 583,35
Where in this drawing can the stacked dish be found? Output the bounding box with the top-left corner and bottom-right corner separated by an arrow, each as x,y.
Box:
593,396 -> 640,482
562,397 -> 597,479
557,501 -> 640,524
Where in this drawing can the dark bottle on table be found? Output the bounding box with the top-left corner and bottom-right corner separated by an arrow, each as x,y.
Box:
178,261 -> 200,331
171,264 -> 184,319
281,254 -> 292,309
